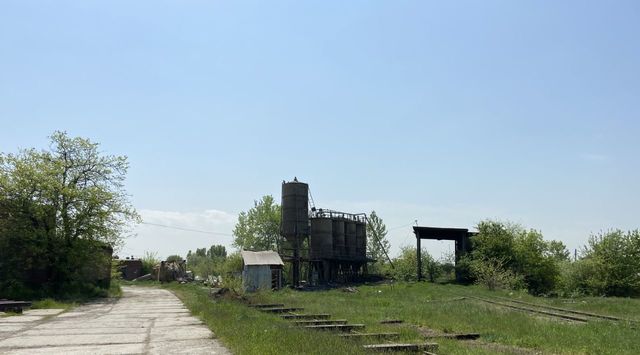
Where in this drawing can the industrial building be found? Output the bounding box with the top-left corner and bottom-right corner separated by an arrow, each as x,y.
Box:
413,226 -> 476,282
280,178 -> 371,286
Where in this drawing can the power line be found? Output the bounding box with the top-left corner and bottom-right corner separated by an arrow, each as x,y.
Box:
140,222 -> 233,236
388,221 -> 416,231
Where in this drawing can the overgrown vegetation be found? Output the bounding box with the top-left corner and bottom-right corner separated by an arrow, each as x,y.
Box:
459,220 -> 564,294
0,132 -> 138,300
375,218 -> 640,298
141,251 -> 160,275
384,246 -> 441,282
220,252 -> 244,292
31,298 -> 76,310
468,257 -> 524,291
184,245 -> 243,292
165,254 -> 183,263
186,245 -> 227,278
461,221 -> 640,297
166,281 -> 640,355
559,229 -> 640,297
165,283 -> 364,355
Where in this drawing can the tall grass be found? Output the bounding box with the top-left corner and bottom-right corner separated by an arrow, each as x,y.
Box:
162,282 -> 640,354
256,283 -> 640,354
31,299 -> 76,310
165,284 -> 365,355
141,251 -> 160,275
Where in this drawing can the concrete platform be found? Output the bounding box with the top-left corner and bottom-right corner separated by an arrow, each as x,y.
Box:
0,286 -> 230,354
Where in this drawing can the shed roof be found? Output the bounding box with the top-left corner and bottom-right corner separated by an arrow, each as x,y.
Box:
241,250 -> 284,266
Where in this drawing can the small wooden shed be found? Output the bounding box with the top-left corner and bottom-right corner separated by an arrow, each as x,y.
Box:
240,250 -> 284,292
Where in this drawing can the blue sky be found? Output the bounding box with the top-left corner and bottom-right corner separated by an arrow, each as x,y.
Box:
1,1 -> 639,259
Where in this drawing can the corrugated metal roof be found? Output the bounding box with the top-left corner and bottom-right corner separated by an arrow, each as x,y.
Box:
241,250 -> 284,266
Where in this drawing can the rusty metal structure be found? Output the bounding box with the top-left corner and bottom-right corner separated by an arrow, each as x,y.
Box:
280,178 -> 369,286
280,179 -> 310,286
413,226 -> 476,281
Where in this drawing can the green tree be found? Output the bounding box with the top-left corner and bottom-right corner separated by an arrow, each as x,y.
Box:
469,220 -> 561,295
512,229 -> 561,295
366,211 -> 391,272
233,195 -> 281,251
470,257 -> 524,291
388,246 -> 439,282
166,255 -> 183,263
472,220 -> 517,265
207,245 -> 227,259
0,131 -> 139,298
578,230 -> 640,297
546,240 -> 571,261
186,244 -> 228,278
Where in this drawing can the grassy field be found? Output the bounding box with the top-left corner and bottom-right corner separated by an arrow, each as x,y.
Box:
165,282 -> 640,355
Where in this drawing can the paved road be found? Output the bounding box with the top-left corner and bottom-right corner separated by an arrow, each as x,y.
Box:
0,286 -> 230,354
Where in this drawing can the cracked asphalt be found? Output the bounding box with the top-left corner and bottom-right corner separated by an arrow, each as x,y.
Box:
0,286 -> 230,354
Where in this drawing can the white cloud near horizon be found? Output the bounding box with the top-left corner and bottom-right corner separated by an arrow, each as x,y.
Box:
122,209 -> 237,260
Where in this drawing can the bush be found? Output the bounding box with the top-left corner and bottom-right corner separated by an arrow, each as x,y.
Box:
221,253 -> 243,276
109,259 -> 123,297
219,253 -> 244,294
556,259 -> 594,297
470,257 -> 524,291
166,254 -> 183,263
388,246 -> 442,282
141,251 -> 160,275
186,245 -> 227,278
468,220 -> 561,294
569,230 -> 640,297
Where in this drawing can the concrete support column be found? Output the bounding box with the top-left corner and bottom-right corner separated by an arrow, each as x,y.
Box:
416,236 -> 422,281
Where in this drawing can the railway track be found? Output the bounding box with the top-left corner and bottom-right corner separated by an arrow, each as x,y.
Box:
491,296 -> 638,324
470,296 -> 590,323
470,296 -> 639,325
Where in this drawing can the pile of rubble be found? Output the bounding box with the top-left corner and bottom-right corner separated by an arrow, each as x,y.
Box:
133,260 -> 193,283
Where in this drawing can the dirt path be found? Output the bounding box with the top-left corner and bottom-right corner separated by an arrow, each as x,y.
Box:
0,286 -> 230,354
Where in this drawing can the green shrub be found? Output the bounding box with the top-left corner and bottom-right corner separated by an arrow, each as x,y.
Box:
388,246 -> 442,282
166,254 -> 183,263
556,259 -> 594,297
141,251 -> 160,275
469,220 -> 561,294
221,252 -> 243,275
186,245 -> 227,278
470,257 -> 524,291
569,230 -> 640,297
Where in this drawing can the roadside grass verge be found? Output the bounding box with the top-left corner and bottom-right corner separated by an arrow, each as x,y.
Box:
164,283 -> 365,355
31,298 -> 76,310
152,282 -> 640,354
